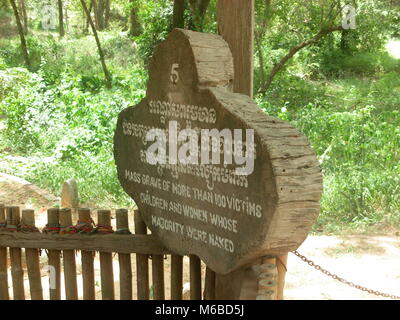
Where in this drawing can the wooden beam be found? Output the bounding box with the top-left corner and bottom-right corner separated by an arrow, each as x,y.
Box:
0,232 -> 171,255
217,0 -> 254,98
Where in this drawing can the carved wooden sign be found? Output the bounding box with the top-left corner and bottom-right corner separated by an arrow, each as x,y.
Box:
114,29 -> 323,274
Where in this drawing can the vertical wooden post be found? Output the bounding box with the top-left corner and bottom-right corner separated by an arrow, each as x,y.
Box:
116,209 -> 132,300
215,0 -> 255,299
152,254 -> 165,300
59,208 -> 78,300
217,0 -> 254,98
46,208 -> 61,300
21,209 -> 43,300
189,255 -> 202,300
6,206 -> 25,300
0,204 -> 9,300
170,254 -> 183,300
79,208 -> 95,300
276,253 -> 288,300
257,256 -> 278,300
134,210 -> 149,300
98,209 -> 115,300
204,267 -> 215,300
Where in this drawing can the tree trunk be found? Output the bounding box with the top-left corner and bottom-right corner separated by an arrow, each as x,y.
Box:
259,26 -> 343,93
172,0 -> 185,30
104,0 -> 110,29
80,0 -> 112,88
18,0 -> 27,35
9,0 -> 30,69
58,0 -> 65,37
188,0 -> 210,31
129,0 -> 142,36
96,0 -> 105,30
85,0 -> 93,33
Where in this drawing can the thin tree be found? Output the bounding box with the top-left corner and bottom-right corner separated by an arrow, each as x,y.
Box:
58,0 -> 65,37
81,0 -> 112,88
128,0 -> 142,36
9,0 -> 30,69
84,0 -> 93,33
17,0 -> 27,35
104,0 -> 110,29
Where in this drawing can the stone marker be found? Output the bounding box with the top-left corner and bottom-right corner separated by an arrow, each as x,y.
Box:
61,178 -> 79,209
114,29 -> 323,274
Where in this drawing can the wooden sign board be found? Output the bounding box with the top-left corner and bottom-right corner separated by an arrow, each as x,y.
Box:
114,29 -> 322,274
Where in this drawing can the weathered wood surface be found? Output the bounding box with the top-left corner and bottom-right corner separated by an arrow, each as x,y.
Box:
217,0 -> 254,97
79,208 -> 95,300
7,207 -> 25,300
170,254 -> 183,300
21,210 -> 43,300
0,231 -> 170,254
59,208 -> 78,300
0,204 -> 9,300
46,208 -> 61,300
114,29 -> 323,274
134,210 -> 150,300
98,210 -> 115,300
116,209 -> 132,300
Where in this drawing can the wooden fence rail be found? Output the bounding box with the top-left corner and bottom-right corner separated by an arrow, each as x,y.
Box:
0,204 -> 206,300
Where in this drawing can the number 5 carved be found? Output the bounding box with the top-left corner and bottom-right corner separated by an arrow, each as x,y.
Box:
170,64 -> 179,84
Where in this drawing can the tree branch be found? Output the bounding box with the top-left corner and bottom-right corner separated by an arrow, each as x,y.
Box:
258,25 -> 344,93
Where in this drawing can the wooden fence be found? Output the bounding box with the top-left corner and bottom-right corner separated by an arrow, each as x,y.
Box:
0,204 -> 213,300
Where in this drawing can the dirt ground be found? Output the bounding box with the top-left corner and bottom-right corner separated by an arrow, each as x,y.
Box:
1,173 -> 399,300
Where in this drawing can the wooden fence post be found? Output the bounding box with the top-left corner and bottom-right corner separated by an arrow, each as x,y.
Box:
152,254 -> 165,300
59,208 -> 78,300
170,254 -> 183,300
0,204 -> 9,300
116,208 -> 132,300
79,208 -> 95,300
190,255 -> 202,300
21,209 -> 43,300
134,210 -> 149,300
46,208 -> 61,300
6,206 -> 25,300
98,209 -> 115,300
277,253 -> 288,300
204,267 -> 216,300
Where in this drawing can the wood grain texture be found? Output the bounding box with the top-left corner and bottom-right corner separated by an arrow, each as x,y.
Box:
79,208 -> 95,300
190,255 -> 202,300
217,0 -> 254,97
46,208 -> 61,300
21,210 -> 43,300
98,210 -> 115,300
170,254 -> 183,300
152,254 -> 165,300
0,232 -> 170,254
134,210 -> 150,300
7,207 -> 25,300
59,208 -> 78,300
116,209 -> 132,300
0,204 -> 9,300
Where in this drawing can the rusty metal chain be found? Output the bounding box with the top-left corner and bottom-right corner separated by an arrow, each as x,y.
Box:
292,250 -> 400,300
